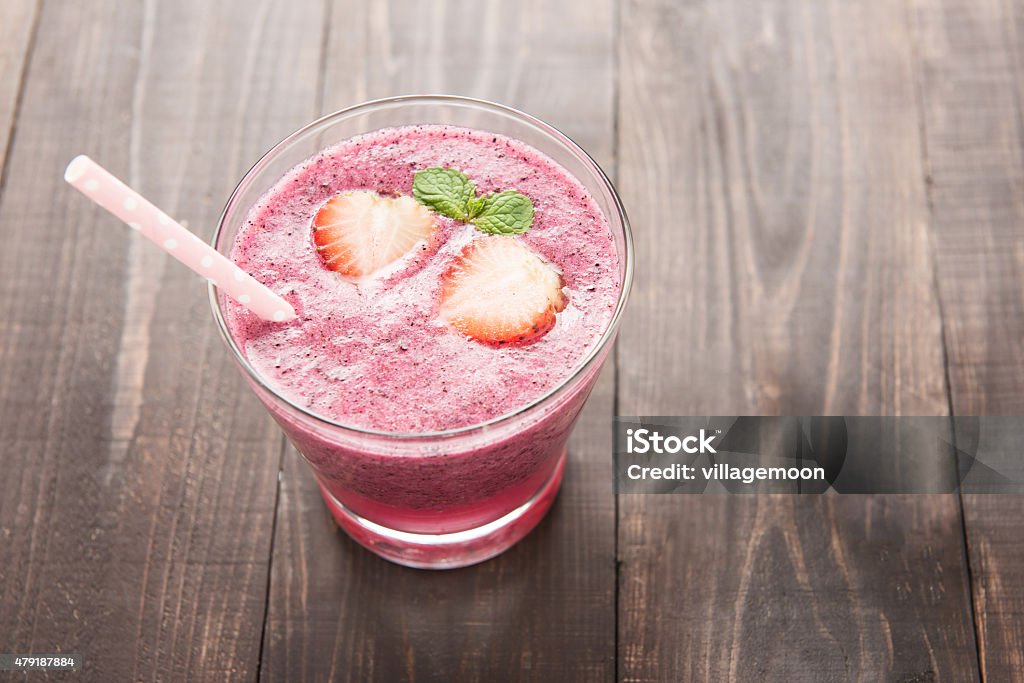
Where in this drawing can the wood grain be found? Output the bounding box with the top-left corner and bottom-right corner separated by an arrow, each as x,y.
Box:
0,0 -> 37,168
616,0 -> 978,679
259,1 -> 618,681
911,0 -> 1024,678
0,0 -> 322,679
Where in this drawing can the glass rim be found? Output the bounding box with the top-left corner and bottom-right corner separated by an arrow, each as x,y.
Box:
209,94 -> 634,440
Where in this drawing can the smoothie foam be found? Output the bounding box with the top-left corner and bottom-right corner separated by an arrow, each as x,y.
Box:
226,125 -> 619,434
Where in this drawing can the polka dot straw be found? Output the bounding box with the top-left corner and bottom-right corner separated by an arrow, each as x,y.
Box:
64,155 -> 296,323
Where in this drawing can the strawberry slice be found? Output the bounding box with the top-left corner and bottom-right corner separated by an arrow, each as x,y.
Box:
313,191 -> 437,278
440,236 -> 567,345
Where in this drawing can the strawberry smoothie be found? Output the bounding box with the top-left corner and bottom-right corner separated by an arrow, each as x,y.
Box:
217,114 -> 627,567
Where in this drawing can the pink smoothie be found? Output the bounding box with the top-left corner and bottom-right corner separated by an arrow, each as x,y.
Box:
224,125 -> 621,537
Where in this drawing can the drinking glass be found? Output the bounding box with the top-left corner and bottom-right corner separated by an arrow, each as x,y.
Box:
210,96 -> 633,569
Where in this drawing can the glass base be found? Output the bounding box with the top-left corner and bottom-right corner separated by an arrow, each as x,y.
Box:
317,450 -> 566,569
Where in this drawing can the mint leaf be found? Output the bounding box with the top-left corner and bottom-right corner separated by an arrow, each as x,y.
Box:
413,167 -> 476,220
471,191 -> 534,235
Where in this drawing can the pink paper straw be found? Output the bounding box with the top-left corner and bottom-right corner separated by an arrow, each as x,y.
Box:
64,155 -> 296,323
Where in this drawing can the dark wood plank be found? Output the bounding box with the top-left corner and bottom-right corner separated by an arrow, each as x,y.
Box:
616,0 -> 978,680
0,0 -> 322,679
911,0 -> 1024,678
260,1 -> 618,681
0,0 -> 37,168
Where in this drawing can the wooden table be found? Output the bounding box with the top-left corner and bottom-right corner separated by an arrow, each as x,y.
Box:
1,1 -> 1021,680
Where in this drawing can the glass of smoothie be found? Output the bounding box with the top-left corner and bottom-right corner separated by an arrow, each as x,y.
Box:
210,96 -> 632,569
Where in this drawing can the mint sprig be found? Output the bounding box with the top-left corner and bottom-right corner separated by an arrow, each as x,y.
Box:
413,167 -> 534,234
